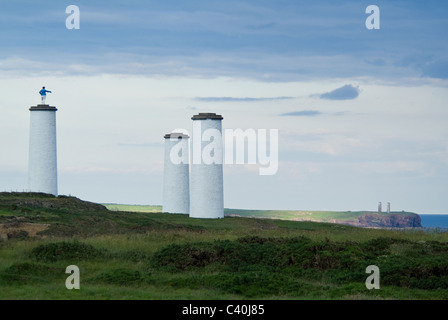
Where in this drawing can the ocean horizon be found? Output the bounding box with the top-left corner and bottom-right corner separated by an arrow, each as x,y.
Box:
419,214 -> 448,229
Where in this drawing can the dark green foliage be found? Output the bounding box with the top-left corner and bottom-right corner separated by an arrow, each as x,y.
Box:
362,237 -> 406,255
2,192 -> 448,299
152,242 -> 220,271
151,236 -> 448,297
380,256 -> 448,289
212,271 -> 306,298
152,236 -> 373,272
117,250 -> 150,263
31,241 -> 107,262
152,236 -> 314,271
90,269 -> 146,286
0,262 -> 64,285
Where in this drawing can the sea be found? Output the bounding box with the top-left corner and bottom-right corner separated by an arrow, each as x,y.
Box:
419,214 -> 448,230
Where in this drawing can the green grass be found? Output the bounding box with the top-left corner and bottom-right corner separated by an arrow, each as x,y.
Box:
105,204 -> 162,213
225,208 -> 418,223
106,204 -> 418,225
0,193 -> 447,300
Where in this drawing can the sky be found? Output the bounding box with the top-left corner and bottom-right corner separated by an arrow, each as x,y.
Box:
0,0 -> 447,213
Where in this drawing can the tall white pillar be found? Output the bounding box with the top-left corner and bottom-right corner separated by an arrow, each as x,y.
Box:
28,104 -> 58,196
162,133 -> 190,214
190,113 -> 224,219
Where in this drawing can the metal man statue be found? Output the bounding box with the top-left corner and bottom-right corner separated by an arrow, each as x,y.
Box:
39,86 -> 52,104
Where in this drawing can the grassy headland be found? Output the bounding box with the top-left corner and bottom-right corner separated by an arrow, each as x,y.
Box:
0,192 -> 447,300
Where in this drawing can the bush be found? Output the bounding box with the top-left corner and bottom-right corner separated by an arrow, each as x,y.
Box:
151,236 -> 448,294
152,242 -> 221,270
380,256 -> 448,289
0,262 -> 64,285
151,236 -> 316,272
212,271 -> 305,298
91,269 -> 145,286
117,250 -> 150,263
31,241 -> 107,262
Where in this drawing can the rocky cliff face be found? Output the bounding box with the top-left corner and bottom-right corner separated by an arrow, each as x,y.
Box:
340,213 -> 422,228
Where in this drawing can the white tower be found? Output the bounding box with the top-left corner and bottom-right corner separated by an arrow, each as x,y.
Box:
162,132 -> 190,214
190,113 -> 224,219
28,104 -> 58,196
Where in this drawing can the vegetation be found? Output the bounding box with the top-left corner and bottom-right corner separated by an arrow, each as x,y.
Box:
106,204 -> 417,222
224,208 -> 417,221
0,192 -> 447,300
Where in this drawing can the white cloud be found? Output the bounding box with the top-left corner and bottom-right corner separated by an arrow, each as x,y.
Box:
354,161 -> 429,175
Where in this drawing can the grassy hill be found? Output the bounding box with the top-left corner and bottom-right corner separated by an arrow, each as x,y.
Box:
0,192 -> 447,300
105,204 -> 421,228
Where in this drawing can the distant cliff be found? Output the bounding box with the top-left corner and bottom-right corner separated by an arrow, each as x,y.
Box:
225,208 -> 422,229
336,213 -> 422,228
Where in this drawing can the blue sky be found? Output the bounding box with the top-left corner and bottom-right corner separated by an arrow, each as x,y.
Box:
1,0 -> 447,80
1,1 -> 448,213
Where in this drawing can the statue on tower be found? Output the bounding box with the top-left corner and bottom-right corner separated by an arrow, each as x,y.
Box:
39,86 -> 52,104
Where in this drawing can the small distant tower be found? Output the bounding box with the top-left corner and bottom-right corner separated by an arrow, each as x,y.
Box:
190,113 -> 224,219
378,202 -> 382,213
387,202 -> 390,213
28,104 -> 58,196
162,132 -> 190,214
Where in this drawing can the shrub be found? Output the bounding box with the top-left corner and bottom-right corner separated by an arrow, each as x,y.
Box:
212,271 -> 305,298
31,241 -> 107,262
117,250 -> 150,263
0,262 -> 64,285
151,243 -> 220,270
91,269 -> 145,286
150,236 -> 448,294
151,236 -> 315,272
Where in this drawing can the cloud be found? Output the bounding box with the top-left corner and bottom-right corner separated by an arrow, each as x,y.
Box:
194,96 -> 294,102
354,161 -> 427,175
279,110 -> 352,117
0,2 -> 447,83
319,84 -> 360,100
117,142 -> 163,148
280,110 -> 322,117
